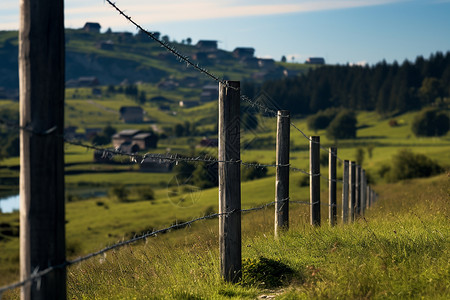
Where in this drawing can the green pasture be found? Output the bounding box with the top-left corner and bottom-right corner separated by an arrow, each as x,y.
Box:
2,174 -> 447,299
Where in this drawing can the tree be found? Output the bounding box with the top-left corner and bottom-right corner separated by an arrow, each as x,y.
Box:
388,149 -> 442,182
110,185 -> 128,202
326,110 -> 357,140
191,162 -> 218,189
4,135 -> 19,157
355,147 -> 365,165
174,124 -> 184,137
162,35 -> 170,43
103,125 -> 117,139
412,108 -> 449,137
241,163 -> 268,181
307,108 -> 338,131
418,77 -> 442,105
186,37 -> 192,45
138,91 -> 146,104
281,55 -> 287,63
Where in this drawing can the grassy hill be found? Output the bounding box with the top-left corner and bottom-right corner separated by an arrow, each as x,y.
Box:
0,29 -> 311,92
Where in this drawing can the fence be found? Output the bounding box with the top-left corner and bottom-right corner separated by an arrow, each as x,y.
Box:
0,1 -> 378,298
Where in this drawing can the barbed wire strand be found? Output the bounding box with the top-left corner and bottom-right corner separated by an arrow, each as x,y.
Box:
103,1 -> 347,165
105,0 -> 229,88
0,195 -> 332,295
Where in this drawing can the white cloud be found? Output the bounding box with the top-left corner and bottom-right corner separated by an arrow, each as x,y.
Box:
0,0 -> 404,30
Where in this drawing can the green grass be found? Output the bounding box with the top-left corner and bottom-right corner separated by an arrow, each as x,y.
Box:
63,174 -> 448,299
1,173 -> 448,299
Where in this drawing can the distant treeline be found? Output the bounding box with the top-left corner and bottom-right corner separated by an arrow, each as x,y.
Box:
243,51 -> 450,116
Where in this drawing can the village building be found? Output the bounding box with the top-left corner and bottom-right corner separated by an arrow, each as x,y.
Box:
305,57 -> 326,65
119,106 -> 144,123
112,129 -> 142,148
233,47 -> 255,59
112,129 -> 158,154
258,58 -> 276,70
132,132 -> 158,149
196,40 -> 218,52
83,22 -> 101,33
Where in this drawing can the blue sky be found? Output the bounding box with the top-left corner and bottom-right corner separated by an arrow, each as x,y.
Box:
1,0 -> 449,65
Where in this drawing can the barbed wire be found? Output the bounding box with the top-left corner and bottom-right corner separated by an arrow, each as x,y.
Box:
103,0 -> 347,166
0,195 -> 329,295
1,118 -> 343,184
105,0 -> 229,88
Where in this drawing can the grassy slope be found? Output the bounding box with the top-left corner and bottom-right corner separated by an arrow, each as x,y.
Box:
1,174 -> 442,300
62,174 -> 448,300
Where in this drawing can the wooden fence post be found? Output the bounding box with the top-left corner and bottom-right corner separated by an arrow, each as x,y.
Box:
361,170 -> 366,215
328,147 -> 337,226
366,185 -> 370,210
349,161 -> 356,222
310,136 -> 320,226
355,165 -> 361,217
342,160 -> 349,224
19,0 -> 66,299
275,110 -> 290,237
218,81 -> 241,282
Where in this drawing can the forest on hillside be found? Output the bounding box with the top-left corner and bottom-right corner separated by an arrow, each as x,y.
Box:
243,51 -> 450,116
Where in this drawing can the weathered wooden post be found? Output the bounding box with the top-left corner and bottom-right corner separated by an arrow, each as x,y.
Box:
218,81 -> 241,282
366,185 -> 370,210
361,170 -> 367,215
19,0 -> 66,299
328,147 -> 337,226
355,165 -> 361,217
310,136 -> 320,226
342,160 -> 349,224
275,110 -> 290,237
349,161 -> 356,222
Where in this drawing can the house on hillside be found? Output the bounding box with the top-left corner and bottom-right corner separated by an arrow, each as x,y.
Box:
196,40 -> 218,52
132,132 -> 158,149
305,57 -> 325,65
136,30 -> 160,42
233,47 -> 255,59
119,106 -> 144,123
112,129 -> 142,148
258,58 -> 276,70
83,22 -> 101,33
112,130 -> 158,153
